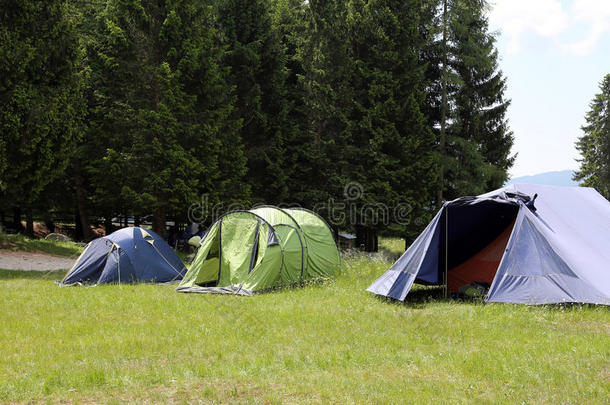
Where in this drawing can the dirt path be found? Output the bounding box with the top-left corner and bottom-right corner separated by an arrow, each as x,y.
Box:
0,250 -> 75,271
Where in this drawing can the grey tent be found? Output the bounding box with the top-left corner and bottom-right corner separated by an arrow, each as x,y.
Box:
367,184 -> 610,305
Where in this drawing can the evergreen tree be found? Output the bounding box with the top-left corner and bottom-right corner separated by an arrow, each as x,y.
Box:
217,0 -> 290,204
299,0 -> 352,209
270,0 -> 321,207
0,0 -> 84,234
304,0 -> 437,249
0,0 -> 516,244
449,0 -> 513,193
431,0 -> 514,202
86,0 -> 246,235
418,0 -> 445,208
56,0 -> 107,240
574,74 -> 610,199
350,0 -> 438,247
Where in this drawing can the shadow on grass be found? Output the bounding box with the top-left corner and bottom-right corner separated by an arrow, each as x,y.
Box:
404,286 -> 446,303
0,269 -> 66,281
373,285 -> 608,311
371,285 -> 528,309
523,302 -> 610,311
250,277 -> 336,296
371,286 -> 449,308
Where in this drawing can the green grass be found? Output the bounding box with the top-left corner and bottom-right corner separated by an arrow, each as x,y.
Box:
0,233 -> 84,258
1,250 -> 608,403
378,236 -> 405,257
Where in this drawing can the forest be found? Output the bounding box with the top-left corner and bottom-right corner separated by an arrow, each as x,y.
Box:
0,0 -> 514,249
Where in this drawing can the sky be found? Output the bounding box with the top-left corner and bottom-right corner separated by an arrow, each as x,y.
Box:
487,0 -> 610,178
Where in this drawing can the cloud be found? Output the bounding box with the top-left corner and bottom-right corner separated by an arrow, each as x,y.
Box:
565,0 -> 610,55
488,0 -> 568,54
488,0 -> 610,55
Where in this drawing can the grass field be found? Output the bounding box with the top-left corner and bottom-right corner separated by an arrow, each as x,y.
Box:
0,236 -> 608,403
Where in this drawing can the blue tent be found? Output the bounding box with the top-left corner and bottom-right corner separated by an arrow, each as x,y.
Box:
60,227 -> 186,285
368,184 -> 610,305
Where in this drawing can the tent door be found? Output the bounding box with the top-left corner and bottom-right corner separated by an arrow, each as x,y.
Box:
248,220 -> 261,274
215,218 -> 223,284
447,220 -> 515,293
440,202 -> 519,295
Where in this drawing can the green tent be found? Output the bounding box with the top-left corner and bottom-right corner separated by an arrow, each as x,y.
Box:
176,206 -> 341,295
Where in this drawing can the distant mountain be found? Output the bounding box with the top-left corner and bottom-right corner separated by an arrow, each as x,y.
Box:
506,170 -> 580,187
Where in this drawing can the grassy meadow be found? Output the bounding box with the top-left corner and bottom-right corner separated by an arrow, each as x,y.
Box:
0,236 -> 608,403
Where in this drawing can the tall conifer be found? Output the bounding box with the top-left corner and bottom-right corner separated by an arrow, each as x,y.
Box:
0,0 -> 84,234
574,74 -> 610,199
86,0 -> 246,235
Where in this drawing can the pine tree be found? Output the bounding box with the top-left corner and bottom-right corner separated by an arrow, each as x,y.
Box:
0,0 -> 84,234
303,0 -> 437,250
86,0 -> 247,235
449,0 -> 514,192
299,0 -> 352,211
430,0 -> 514,202
217,0 -> 290,204
354,0 -> 438,248
270,0 -> 321,207
57,0 -> 107,240
574,74 -> 610,199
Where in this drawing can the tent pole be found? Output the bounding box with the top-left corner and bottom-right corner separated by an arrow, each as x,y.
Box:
444,206 -> 448,299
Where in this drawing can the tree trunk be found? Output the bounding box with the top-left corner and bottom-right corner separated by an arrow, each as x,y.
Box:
75,209 -> 84,240
42,210 -> 55,234
437,0 -> 448,209
152,208 -> 166,237
44,219 -> 55,234
26,207 -> 34,236
104,214 -> 113,236
74,162 -> 93,240
356,226 -> 378,252
330,224 -> 339,241
12,207 -> 24,233
369,229 -> 378,252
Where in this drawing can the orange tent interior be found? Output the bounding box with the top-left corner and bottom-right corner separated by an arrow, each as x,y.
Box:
447,220 -> 515,293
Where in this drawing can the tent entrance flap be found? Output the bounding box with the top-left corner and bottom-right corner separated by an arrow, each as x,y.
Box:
440,201 -> 519,293
447,219 -> 515,292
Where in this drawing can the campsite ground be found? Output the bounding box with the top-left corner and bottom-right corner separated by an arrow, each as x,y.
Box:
0,235 -> 608,403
